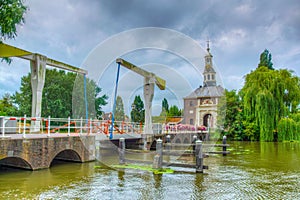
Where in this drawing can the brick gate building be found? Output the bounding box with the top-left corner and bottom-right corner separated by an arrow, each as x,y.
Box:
183,42 -> 224,129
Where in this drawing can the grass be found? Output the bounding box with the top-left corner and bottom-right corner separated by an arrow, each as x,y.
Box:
95,164 -> 174,174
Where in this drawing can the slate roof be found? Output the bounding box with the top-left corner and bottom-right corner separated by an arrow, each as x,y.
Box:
184,85 -> 224,99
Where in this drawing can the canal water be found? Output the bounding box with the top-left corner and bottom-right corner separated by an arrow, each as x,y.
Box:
0,142 -> 300,199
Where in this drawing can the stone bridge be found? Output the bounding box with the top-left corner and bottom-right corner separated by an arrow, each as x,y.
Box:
0,134 -> 95,170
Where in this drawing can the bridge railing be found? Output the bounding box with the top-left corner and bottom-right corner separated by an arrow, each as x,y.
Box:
0,116 -> 147,138
160,123 -> 209,134
1,115 -> 213,138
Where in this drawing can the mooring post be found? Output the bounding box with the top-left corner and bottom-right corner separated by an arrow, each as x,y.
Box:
153,138 -> 163,169
166,135 -> 171,151
195,139 -> 203,173
223,135 -> 227,156
192,135 -> 197,153
119,138 -> 125,164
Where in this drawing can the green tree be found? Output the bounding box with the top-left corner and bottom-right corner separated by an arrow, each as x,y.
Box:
162,98 -> 169,113
0,0 -> 27,40
240,66 -> 300,141
0,0 -> 28,63
130,95 -> 145,123
0,93 -> 17,115
167,105 -> 182,117
217,89 -> 243,139
13,69 -> 108,119
115,96 -> 125,121
258,49 -> 274,70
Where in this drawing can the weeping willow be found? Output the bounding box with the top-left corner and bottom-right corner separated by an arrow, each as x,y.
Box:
277,118 -> 299,141
240,67 -> 300,141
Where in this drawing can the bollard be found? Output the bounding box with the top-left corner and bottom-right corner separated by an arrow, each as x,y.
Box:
223,135 -> 227,156
195,139 -> 203,173
166,135 -> 171,151
119,138 -> 125,164
153,138 -> 163,169
192,135 -> 197,153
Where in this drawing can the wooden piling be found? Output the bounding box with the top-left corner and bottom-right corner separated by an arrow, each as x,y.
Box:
195,139 -> 203,173
222,135 -> 227,156
165,135 -> 171,152
153,138 -> 162,169
119,138 -> 125,164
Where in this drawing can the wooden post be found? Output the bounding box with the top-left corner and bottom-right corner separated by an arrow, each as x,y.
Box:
166,135 -> 171,151
222,135 -> 227,156
153,138 -> 162,169
195,139 -> 203,173
119,138 -> 125,164
192,135 -> 197,153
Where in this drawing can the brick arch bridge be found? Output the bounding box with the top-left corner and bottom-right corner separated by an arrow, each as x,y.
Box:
0,135 -> 95,170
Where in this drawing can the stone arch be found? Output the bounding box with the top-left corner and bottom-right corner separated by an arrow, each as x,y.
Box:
0,157 -> 33,170
183,137 -> 189,144
175,138 -> 181,143
203,113 -> 212,127
50,149 -> 82,167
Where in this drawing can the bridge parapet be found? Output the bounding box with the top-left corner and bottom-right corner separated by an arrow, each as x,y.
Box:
0,135 -> 95,170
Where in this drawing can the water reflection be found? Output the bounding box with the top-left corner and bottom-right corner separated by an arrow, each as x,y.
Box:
0,142 -> 300,199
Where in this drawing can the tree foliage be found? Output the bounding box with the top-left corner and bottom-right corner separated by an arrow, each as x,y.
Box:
258,49 -> 274,70
13,69 -> 108,119
72,74 -> 108,119
240,66 -> 300,141
115,96 -> 125,121
162,98 -> 169,113
130,95 -> 145,123
167,105 -> 182,117
218,49 -> 300,142
0,0 -> 27,40
0,93 -> 17,115
217,90 -> 244,139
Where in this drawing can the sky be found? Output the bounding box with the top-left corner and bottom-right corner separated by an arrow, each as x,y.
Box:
1,0 -> 300,115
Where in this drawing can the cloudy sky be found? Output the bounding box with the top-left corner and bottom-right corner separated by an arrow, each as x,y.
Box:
1,0 -> 299,114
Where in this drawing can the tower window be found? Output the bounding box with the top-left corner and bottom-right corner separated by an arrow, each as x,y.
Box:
189,101 -> 193,106
212,74 -> 214,80
208,74 -> 210,80
190,119 -> 194,125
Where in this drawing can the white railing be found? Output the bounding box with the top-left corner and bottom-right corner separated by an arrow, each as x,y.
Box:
0,115 -> 210,138
0,116 -> 147,138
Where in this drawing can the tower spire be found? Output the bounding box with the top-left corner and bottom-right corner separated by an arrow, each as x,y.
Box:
206,39 -> 210,53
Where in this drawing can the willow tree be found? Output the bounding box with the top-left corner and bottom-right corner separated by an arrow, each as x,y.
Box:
278,113 -> 300,141
240,66 -> 300,141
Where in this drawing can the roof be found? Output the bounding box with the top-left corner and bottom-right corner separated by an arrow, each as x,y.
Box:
184,85 -> 224,99
166,117 -> 183,124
